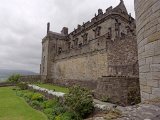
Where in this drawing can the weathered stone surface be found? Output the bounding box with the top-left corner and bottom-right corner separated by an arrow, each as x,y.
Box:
86,101 -> 160,120
41,1 -> 138,82
135,0 -> 160,101
141,85 -> 152,94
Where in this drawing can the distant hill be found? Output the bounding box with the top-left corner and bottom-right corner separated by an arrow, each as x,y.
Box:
0,69 -> 38,82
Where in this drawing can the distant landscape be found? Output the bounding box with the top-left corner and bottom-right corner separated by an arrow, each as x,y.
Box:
0,69 -> 38,82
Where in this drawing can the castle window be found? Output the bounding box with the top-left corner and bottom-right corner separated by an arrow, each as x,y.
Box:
68,42 -> 71,50
79,43 -> 82,48
73,38 -> 78,47
93,26 -> 101,38
58,47 -> 62,54
82,33 -> 88,45
107,27 -> 112,39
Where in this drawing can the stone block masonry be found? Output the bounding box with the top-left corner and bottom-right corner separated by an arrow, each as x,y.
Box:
50,76 -> 140,106
36,0 -> 141,105
135,0 -> 160,101
41,0 -> 138,82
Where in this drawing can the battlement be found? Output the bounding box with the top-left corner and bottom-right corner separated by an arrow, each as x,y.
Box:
40,0 -> 138,81
69,0 -> 133,37
43,0 -> 134,40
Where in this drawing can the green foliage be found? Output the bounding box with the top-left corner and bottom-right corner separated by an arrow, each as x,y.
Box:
56,112 -> 79,120
31,93 -> 44,102
42,99 -> 58,109
15,86 -> 94,120
31,100 -> 42,109
23,92 -> 34,100
17,82 -> 28,90
64,86 -> 94,119
128,87 -> 141,105
8,74 -> 20,83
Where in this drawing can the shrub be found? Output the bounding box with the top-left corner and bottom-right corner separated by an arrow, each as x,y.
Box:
31,100 -> 41,109
23,92 -> 34,100
56,112 -> 79,120
42,99 -> 58,109
52,106 -> 66,116
31,93 -> 44,102
18,82 -> 28,90
16,90 -> 24,97
8,74 -> 20,83
64,86 -> 94,119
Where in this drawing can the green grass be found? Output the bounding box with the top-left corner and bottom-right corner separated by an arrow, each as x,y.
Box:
36,84 -> 69,93
0,87 -> 48,120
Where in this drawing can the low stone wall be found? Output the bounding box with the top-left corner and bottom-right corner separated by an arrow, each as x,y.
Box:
49,76 -> 140,106
94,76 -> 140,106
0,82 -> 15,87
49,79 -> 97,90
20,75 -> 140,106
19,75 -> 41,83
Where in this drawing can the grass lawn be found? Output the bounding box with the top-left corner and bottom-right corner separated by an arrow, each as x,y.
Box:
36,84 -> 69,93
0,87 -> 48,120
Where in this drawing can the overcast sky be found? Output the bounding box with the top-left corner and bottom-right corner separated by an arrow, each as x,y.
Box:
0,0 -> 135,73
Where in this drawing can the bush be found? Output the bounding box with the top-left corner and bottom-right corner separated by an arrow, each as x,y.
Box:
31,93 -> 44,102
56,112 -> 78,120
18,82 -> 28,90
43,108 -> 55,120
23,92 -> 34,100
31,100 -> 42,109
42,99 -> 58,109
64,86 -> 94,119
8,74 -> 20,83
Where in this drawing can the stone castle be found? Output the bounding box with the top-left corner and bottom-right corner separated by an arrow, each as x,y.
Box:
40,0 -> 138,82
19,0 -> 160,105
38,0 -> 141,105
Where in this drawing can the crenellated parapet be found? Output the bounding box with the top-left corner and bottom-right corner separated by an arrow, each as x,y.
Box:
40,0 -> 138,81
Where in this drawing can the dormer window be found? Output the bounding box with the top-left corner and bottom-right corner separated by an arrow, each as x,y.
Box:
93,26 -> 101,38
81,33 -> 88,45
73,38 -> 78,47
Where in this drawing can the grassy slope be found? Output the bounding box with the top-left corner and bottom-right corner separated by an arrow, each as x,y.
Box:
37,84 -> 69,93
0,87 -> 48,120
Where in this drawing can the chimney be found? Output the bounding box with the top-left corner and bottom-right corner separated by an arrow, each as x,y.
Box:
120,0 -> 124,3
77,24 -> 81,29
47,22 -> 50,34
98,9 -> 103,15
61,27 -> 68,35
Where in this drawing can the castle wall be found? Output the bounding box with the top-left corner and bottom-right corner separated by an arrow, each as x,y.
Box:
51,50 -> 108,80
107,36 -> 139,77
41,38 -> 49,76
135,0 -> 160,101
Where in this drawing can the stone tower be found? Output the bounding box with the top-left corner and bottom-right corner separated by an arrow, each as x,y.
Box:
134,0 -> 160,101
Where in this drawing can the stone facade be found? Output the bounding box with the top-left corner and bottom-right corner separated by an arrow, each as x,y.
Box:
38,0 -> 141,105
40,1 -> 138,82
134,0 -> 160,101
50,76 -> 140,105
